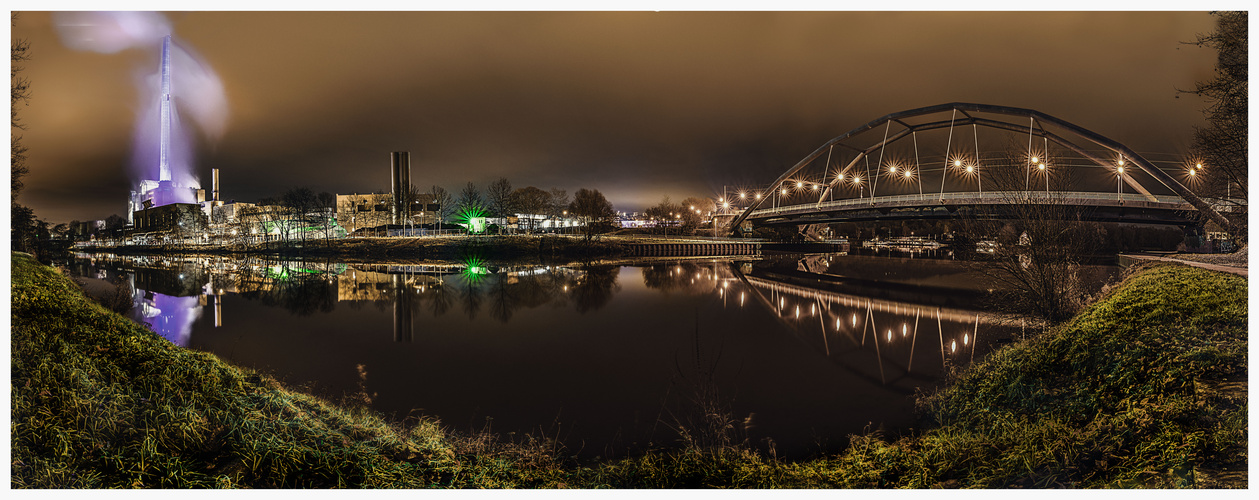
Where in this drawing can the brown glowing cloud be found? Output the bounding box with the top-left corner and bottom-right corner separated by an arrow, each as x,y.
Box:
15,11 -> 1215,222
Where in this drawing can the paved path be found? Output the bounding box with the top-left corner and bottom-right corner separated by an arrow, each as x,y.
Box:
1119,254 -> 1248,278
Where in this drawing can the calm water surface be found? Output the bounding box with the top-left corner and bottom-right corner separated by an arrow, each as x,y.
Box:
67,251 -> 1118,459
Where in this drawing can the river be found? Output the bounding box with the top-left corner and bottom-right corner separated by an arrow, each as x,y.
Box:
65,250 -> 1119,460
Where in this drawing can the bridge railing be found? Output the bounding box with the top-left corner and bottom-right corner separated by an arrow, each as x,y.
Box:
750,191 -> 1193,218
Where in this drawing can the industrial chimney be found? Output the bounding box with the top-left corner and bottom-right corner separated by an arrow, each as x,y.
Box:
212,168 -> 220,202
390,151 -> 411,225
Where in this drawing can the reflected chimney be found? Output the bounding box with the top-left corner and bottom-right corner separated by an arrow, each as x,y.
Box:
392,274 -> 413,342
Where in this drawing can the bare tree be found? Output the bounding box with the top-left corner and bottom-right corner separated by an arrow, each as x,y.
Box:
486,177 -> 517,233
1180,12 -> 1247,213
281,188 -> 321,244
430,185 -> 454,224
547,188 -> 569,228
568,188 -> 617,241
11,14 -> 33,248
679,196 -> 714,235
12,14 -> 31,204
1179,12 -> 1247,242
960,147 -> 1100,322
646,196 -> 683,234
512,186 -> 551,234
457,182 -> 484,215
314,191 -> 340,244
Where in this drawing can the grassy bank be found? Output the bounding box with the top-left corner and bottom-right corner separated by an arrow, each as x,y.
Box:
11,251 -> 571,488
11,253 -> 1246,488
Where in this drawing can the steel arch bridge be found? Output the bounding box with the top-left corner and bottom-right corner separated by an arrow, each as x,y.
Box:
724,103 -> 1235,236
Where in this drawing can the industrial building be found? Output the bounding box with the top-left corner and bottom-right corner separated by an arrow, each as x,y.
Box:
108,34 -> 448,243
335,192 -> 440,233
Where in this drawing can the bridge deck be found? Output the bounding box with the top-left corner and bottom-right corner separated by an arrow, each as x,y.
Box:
744,191 -> 1199,225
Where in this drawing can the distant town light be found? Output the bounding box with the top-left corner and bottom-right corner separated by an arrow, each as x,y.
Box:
1196,162 -> 1203,169
1038,164 -> 1045,171
1031,156 -> 1039,164
903,170 -> 912,178
954,160 -> 962,167
1117,166 -> 1124,174
965,165 -> 974,173
796,181 -> 804,188
754,193 -> 761,200
889,165 -> 897,173
1189,169 -> 1197,176
781,189 -> 788,195
837,173 -> 845,181
739,192 -> 746,199
811,184 -> 819,191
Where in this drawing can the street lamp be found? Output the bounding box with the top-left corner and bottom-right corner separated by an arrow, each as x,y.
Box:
1116,165 -> 1125,201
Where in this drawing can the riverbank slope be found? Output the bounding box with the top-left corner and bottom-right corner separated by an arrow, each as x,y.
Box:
11,253 -> 1246,487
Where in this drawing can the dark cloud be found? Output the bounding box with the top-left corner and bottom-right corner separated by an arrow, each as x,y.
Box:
15,11 -> 1215,221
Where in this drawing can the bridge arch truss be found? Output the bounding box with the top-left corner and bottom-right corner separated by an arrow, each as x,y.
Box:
727,103 -> 1233,235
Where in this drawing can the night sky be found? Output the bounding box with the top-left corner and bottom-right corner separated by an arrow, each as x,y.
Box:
12,10 -> 1218,223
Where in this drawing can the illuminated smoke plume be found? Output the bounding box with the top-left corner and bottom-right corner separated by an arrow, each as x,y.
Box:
54,12 -> 228,203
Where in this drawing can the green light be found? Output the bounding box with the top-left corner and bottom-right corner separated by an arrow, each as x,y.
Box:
264,265 -> 326,281
454,205 -> 489,234
460,255 -> 490,282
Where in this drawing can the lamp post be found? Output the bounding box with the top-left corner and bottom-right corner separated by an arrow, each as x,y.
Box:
1117,165 -> 1125,202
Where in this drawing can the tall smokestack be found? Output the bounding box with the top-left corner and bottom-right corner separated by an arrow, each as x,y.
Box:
212,168 -> 219,202
390,151 -> 410,225
158,34 -> 173,182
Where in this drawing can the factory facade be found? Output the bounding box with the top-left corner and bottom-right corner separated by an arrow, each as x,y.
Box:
121,151 -> 442,242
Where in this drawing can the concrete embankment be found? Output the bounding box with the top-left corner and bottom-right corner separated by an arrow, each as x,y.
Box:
76,235 -> 769,261
622,241 -> 760,257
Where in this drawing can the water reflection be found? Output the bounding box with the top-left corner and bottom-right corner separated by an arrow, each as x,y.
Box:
67,251 -> 1062,458
634,256 -> 1015,393
73,252 -> 1012,382
133,291 -> 200,346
